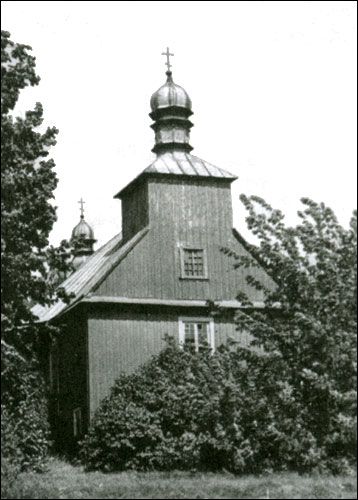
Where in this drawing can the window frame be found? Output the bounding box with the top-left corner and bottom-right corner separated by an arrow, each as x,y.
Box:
179,247 -> 208,280
178,317 -> 215,352
73,407 -> 82,438
49,340 -> 60,395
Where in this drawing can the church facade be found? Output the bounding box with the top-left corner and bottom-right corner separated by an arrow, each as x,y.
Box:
33,62 -> 274,447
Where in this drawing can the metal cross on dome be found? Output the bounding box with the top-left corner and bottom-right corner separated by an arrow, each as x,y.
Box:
78,197 -> 85,219
161,47 -> 174,72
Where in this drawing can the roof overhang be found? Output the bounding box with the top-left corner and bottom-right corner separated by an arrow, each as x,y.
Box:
82,296 -> 270,309
114,171 -> 236,200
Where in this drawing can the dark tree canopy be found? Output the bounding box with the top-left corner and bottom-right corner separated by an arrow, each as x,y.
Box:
1,30 -> 74,476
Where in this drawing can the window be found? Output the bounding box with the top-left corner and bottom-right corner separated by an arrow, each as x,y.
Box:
179,318 -> 215,352
49,341 -> 59,395
180,248 -> 208,279
73,407 -> 82,438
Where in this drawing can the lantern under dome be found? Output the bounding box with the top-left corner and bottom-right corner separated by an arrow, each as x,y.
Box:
150,71 -> 194,155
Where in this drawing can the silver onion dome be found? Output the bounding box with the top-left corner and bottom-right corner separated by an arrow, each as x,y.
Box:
150,71 -> 192,112
71,218 -> 95,241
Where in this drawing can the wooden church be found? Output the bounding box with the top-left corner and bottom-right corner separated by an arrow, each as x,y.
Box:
33,51 -> 274,446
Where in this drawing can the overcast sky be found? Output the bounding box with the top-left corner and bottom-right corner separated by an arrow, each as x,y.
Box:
3,1 -> 357,248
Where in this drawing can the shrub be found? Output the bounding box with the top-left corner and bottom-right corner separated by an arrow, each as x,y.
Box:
81,337 -> 356,473
1,342 -> 51,478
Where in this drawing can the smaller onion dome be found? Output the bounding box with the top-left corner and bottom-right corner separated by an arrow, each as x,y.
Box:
150,71 -> 192,112
70,199 -> 96,271
71,218 -> 95,240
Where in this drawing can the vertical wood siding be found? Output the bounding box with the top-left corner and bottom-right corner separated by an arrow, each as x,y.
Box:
121,180 -> 149,242
86,176 -> 272,415
87,306 -> 252,415
88,307 -> 176,415
55,309 -> 88,448
94,177 -> 274,301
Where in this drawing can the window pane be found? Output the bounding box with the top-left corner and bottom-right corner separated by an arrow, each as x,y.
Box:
185,323 -> 195,335
182,321 -> 212,352
73,408 -> 82,437
184,323 -> 195,349
197,323 -> 209,348
183,249 -> 205,277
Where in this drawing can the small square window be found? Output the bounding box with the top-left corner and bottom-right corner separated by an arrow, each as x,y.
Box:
180,248 -> 207,279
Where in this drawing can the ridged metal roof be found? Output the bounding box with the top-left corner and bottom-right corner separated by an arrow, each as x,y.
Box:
145,151 -> 237,179
32,227 -> 149,323
115,152 -> 237,199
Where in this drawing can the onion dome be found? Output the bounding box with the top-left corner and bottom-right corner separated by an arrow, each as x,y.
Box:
71,199 -> 96,271
150,67 -> 194,155
150,72 -> 192,112
71,218 -> 95,240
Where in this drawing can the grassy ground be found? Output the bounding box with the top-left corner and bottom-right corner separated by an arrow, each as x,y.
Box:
2,458 -> 357,499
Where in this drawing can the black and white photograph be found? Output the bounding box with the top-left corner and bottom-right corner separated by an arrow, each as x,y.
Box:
1,1 -> 357,498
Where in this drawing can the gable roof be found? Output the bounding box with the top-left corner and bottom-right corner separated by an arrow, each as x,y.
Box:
115,151 -> 237,198
32,225 -> 277,324
32,227 -> 149,323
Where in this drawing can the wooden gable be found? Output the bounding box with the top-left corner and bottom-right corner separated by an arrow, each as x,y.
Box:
93,172 -> 274,302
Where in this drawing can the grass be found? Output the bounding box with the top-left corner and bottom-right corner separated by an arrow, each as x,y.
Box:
2,458 -> 357,499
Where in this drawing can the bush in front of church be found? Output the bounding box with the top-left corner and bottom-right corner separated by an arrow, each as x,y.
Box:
81,335 -> 355,474
1,343 -> 51,486
81,338 -> 250,473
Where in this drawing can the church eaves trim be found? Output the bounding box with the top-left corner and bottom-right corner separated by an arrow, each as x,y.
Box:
81,296 -> 269,309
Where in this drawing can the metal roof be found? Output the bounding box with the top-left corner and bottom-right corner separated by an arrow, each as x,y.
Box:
32,227 -> 149,323
150,77 -> 192,111
145,151 -> 237,178
115,151 -> 237,198
31,224 -> 276,324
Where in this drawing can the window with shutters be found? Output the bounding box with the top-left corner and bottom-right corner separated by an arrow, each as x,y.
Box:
180,248 -> 208,279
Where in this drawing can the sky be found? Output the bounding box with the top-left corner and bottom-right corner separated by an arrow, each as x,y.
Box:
2,1 -> 357,248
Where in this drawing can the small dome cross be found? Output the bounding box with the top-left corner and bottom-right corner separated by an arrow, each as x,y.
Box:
78,197 -> 85,219
161,47 -> 174,72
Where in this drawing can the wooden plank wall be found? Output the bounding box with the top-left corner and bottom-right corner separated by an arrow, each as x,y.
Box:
121,180 -> 149,242
55,309 -> 88,449
87,305 -> 250,415
94,177 -> 274,302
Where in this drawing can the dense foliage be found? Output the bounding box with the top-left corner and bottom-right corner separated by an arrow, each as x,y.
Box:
82,197 -> 356,474
231,195 -> 357,471
1,30 -> 72,476
81,339 -> 257,473
1,30 -> 72,338
1,344 -> 50,483
81,336 -> 355,473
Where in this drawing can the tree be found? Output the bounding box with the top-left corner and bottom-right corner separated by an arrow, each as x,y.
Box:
1,30 -> 71,348
81,196 -> 356,474
227,195 -> 357,471
1,30 -> 72,475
